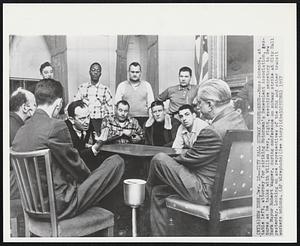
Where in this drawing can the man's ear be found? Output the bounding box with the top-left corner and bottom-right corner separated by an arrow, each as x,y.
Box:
192,112 -> 197,119
21,103 -> 28,114
207,100 -> 215,111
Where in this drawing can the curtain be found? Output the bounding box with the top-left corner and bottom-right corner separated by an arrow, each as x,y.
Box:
43,35 -> 69,103
115,35 -> 130,87
146,36 -> 159,98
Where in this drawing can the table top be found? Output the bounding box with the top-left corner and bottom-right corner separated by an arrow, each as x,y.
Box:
100,144 -> 179,157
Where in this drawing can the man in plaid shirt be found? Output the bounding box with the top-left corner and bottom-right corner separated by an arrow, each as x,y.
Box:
74,62 -> 113,136
100,100 -> 144,144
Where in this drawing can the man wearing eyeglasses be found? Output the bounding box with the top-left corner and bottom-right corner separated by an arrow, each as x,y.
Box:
147,79 -> 248,236
65,100 -> 106,171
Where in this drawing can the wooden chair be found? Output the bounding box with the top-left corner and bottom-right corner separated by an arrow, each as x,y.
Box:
10,198 -> 24,237
10,148 -> 114,237
166,130 -> 253,236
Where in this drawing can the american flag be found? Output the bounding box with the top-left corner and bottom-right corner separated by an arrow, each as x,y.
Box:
194,35 -> 208,84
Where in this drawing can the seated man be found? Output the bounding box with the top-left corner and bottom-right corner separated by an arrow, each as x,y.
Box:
144,100 -> 180,147
172,104 -> 209,149
12,79 -> 125,220
65,100 -> 106,171
146,79 -> 248,236
10,88 -> 37,200
100,100 -> 144,144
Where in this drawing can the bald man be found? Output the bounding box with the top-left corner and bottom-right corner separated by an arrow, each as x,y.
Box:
9,88 -> 37,199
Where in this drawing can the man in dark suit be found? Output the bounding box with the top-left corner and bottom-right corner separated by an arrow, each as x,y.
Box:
12,79 -> 125,220
65,100 -> 103,171
146,79 -> 248,236
9,88 -> 37,199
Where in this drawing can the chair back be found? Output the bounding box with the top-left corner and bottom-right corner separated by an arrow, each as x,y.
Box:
10,148 -> 58,236
210,130 -> 253,217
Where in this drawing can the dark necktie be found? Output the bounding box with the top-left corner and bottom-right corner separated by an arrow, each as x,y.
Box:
80,131 -> 85,142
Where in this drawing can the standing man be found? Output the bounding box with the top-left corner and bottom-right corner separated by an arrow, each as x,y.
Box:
146,79 -> 248,236
115,62 -> 154,127
172,104 -> 209,149
12,79 -> 124,220
9,88 -> 37,199
40,62 -> 54,79
74,62 -> 114,136
144,100 -> 180,147
157,66 -> 198,117
100,100 -> 144,144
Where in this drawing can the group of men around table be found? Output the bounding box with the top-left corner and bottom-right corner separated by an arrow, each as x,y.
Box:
10,60 -> 249,236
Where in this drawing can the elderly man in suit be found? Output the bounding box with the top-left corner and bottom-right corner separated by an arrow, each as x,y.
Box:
9,88 -> 37,200
146,79 -> 248,236
12,79 -> 125,220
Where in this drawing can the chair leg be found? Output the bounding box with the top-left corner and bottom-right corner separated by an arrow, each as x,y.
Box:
106,226 -> 114,237
10,218 -> 18,237
23,212 -> 31,237
208,220 -> 220,236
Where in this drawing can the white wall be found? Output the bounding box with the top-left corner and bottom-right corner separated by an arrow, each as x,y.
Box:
66,36 -> 117,101
158,36 -> 197,93
10,36 -> 51,79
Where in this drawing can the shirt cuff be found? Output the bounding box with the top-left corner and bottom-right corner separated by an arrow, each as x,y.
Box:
91,145 -> 99,156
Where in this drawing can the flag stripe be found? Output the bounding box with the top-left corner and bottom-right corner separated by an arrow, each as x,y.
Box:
195,35 -> 208,84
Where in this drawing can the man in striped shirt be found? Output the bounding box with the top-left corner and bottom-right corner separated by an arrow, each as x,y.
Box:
100,100 -> 144,144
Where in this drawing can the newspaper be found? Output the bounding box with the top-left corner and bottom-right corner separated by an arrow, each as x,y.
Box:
3,3 -> 296,243
253,37 -> 284,237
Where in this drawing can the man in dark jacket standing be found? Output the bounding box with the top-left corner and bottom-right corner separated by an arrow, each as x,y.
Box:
146,79 -> 248,236
12,79 -> 124,220
144,100 -> 180,147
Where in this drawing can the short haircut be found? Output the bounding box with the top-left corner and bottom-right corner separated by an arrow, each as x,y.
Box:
67,100 -> 88,118
9,88 -> 29,112
197,79 -> 232,105
40,62 -> 52,74
90,62 -> 102,71
128,62 -> 141,71
178,104 -> 195,114
35,79 -> 63,106
116,100 -> 130,109
179,66 -> 192,76
150,100 -> 164,109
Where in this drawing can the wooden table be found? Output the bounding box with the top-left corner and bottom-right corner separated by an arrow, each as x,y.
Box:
100,143 -> 179,158
99,143 -> 179,237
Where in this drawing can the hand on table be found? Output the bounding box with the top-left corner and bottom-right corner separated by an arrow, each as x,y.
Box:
131,134 -> 141,143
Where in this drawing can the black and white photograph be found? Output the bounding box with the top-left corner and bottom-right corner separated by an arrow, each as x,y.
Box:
3,3 -> 296,243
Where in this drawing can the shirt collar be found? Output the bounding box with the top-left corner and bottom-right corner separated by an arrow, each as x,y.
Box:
181,118 -> 201,135
178,84 -> 191,91
72,125 -> 85,138
113,115 -> 130,126
87,81 -> 102,88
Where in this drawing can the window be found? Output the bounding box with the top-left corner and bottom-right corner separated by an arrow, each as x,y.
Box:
10,77 -> 39,95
